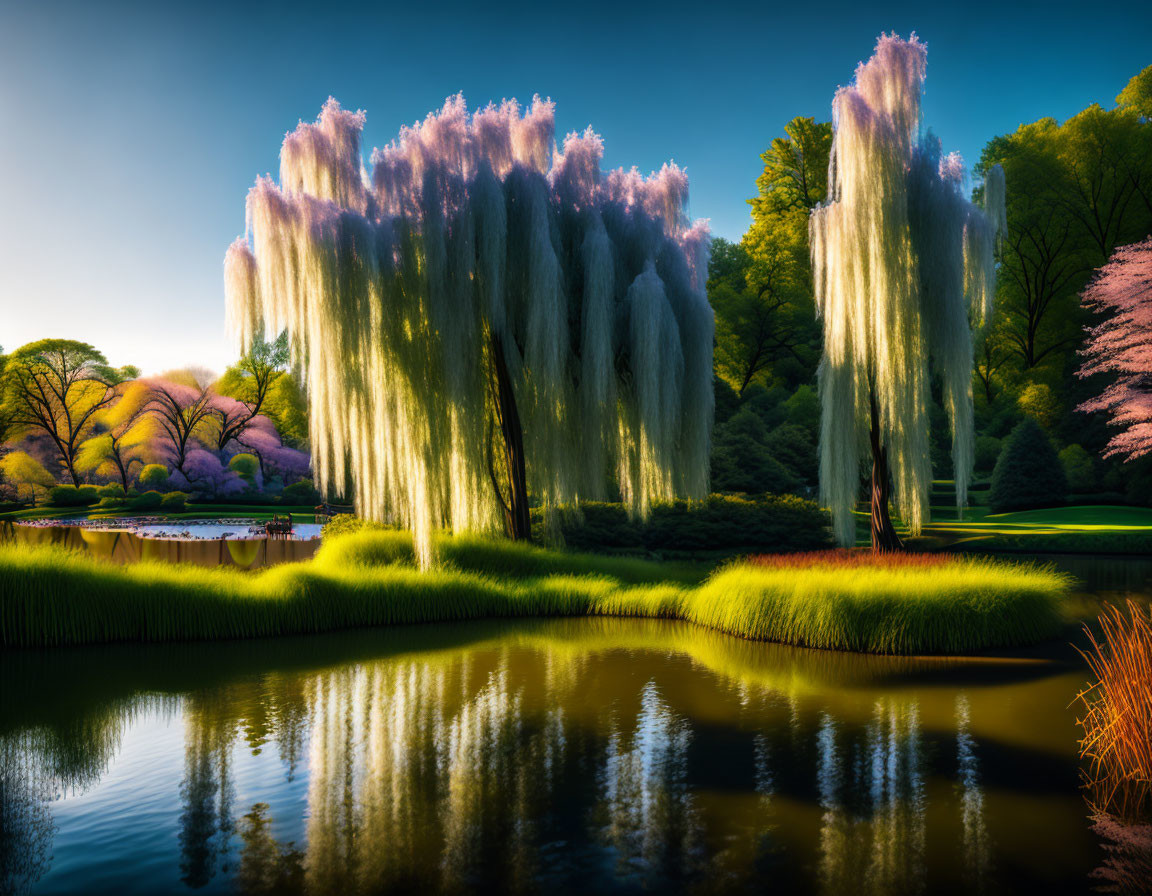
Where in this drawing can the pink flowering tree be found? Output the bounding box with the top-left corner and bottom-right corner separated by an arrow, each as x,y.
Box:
144,378 -> 217,478
145,377 -> 305,497
1078,237 -> 1152,458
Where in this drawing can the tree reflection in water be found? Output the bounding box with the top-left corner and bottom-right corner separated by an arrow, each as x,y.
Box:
0,619 -> 1111,895
815,703 -> 927,895
596,680 -> 701,884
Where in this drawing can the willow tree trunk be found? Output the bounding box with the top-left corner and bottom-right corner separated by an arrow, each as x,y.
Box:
489,333 -> 532,542
869,396 -> 903,553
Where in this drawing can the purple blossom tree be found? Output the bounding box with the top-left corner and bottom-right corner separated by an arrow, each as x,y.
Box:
231,416 -> 310,484
169,447 -> 247,498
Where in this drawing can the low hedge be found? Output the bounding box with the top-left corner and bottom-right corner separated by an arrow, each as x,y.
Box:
48,485 -> 100,507
160,491 -> 189,513
531,494 -> 833,555
130,490 -> 164,511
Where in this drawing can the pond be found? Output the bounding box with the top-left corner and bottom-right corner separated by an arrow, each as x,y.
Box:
130,521 -> 324,541
2,606 -> 1145,895
0,520 -> 322,567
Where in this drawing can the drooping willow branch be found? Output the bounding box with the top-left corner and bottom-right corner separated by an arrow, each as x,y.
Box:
225,96 -> 714,566
810,34 -> 1006,547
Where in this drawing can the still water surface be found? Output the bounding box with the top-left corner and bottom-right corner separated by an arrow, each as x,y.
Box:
3,554 -> 1150,895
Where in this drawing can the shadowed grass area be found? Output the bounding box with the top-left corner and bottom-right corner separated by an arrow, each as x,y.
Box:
0,534 -> 1070,654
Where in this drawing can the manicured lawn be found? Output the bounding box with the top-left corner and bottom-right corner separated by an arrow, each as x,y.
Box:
977,505 -> 1152,529
850,478 -> 1152,552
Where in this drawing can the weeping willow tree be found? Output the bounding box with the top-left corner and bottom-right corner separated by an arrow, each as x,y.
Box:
809,34 -> 1006,551
225,96 -> 713,567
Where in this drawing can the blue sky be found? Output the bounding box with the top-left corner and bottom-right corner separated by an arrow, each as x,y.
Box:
1,0 -> 1150,374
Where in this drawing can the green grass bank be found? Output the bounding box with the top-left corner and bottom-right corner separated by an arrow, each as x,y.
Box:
0,532 -> 1071,655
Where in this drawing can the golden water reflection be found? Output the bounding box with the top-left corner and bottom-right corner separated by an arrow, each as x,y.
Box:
0,618 -> 1114,894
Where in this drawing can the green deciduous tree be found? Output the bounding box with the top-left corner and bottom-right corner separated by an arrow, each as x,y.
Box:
0,450 -> 56,504
711,117 -> 830,397
1118,64 -> 1152,121
209,331 -> 291,451
978,84 -> 1152,380
979,122 -> 1090,372
75,380 -> 155,491
1,340 -> 120,485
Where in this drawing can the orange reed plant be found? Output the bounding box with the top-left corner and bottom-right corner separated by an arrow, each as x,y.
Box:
1075,600 -> 1152,823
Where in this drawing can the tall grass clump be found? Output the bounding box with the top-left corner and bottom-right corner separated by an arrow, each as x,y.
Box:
0,538 -> 1069,655
1076,601 -> 1152,823
693,553 -> 1067,654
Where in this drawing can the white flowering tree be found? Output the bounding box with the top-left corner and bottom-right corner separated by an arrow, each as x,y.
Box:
225,96 -> 714,566
810,34 -> 1006,550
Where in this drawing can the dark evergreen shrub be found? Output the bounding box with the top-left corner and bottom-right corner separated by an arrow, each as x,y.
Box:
988,419 -> 1067,513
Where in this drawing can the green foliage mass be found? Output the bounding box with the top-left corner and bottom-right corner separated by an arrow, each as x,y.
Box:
280,477 -> 320,505
989,419 -> 1068,513
974,436 -> 1002,473
1117,64 -> 1152,120
532,494 -> 831,556
711,410 -> 800,495
0,535 -> 1069,654
137,464 -> 169,491
321,514 -> 391,539
214,332 -> 308,450
710,117 -> 829,398
708,383 -> 819,499
1016,382 -> 1061,430
160,491 -> 188,513
1059,444 -> 1097,494
228,453 -> 259,485
48,485 -> 100,507
130,490 -> 164,511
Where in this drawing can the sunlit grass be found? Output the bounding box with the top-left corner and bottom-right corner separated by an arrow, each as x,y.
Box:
852,492 -> 1152,553
1076,601 -> 1152,823
315,530 -> 709,585
0,535 -> 1070,655
694,554 -> 1068,655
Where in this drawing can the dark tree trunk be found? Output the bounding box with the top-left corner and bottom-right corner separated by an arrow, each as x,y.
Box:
868,396 -> 903,553
114,453 -> 129,492
488,333 -> 532,542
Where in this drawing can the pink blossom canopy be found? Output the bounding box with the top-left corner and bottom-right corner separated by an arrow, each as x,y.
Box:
1078,237 -> 1152,459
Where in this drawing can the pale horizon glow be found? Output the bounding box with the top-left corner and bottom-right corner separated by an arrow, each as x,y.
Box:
0,0 -> 1150,374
